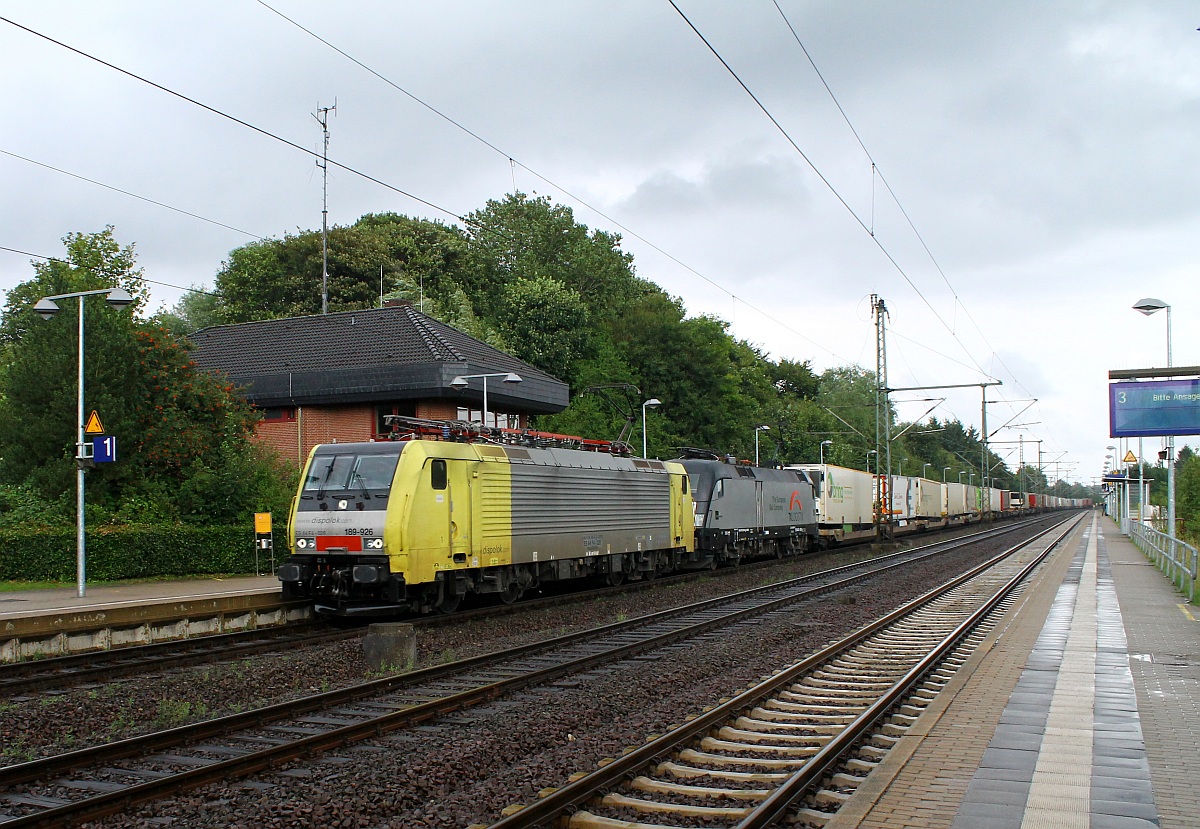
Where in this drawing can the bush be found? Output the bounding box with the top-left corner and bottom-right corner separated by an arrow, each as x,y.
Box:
0,524 -> 268,582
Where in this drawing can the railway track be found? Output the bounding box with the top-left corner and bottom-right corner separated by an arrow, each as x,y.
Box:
0,519 -> 1029,699
484,513 -> 1084,829
0,518 -> 1060,827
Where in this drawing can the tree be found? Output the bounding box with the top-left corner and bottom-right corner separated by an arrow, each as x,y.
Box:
495,276 -> 591,382
0,229 -> 290,524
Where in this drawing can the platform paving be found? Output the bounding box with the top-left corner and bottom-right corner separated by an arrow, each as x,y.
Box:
825,512 -> 1199,829
0,574 -> 281,621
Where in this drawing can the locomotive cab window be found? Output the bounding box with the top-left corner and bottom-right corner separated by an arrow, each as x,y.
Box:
430,459 -> 447,490
304,452 -> 400,493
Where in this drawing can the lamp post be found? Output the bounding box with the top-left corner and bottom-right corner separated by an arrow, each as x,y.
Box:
754,425 -> 770,466
898,458 -> 907,477
943,466 -> 951,483
34,286 -> 135,598
866,449 -> 877,472
449,372 -> 522,428
1107,443 -> 1126,533
819,439 -> 833,465
642,398 -> 661,457
959,471 -> 966,484
922,462 -> 931,479
1133,297 -> 1174,540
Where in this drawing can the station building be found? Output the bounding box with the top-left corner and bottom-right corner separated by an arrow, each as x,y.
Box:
189,302 -> 570,468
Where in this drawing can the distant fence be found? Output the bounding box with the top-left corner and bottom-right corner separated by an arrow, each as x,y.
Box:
1130,521 -> 1200,603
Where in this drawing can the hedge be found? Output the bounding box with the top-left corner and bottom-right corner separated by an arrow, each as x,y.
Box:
0,524 -> 267,582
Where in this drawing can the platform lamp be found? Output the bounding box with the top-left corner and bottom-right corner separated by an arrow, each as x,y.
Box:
922,462 -> 931,479
641,398 -> 661,458
33,286 -> 136,598
959,471 -> 967,484
1133,297 -> 1174,542
449,372 -> 521,428
942,466 -> 951,483
819,439 -> 833,465
754,425 -> 770,466
866,449 -> 877,472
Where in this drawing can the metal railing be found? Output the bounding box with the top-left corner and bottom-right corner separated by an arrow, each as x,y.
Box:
1130,520 -> 1200,602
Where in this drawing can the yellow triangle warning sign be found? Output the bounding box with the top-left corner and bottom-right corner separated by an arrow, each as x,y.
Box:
84,410 -> 105,435
1122,450 -> 1137,464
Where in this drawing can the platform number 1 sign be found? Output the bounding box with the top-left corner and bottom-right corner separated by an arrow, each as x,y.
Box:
92,435 -> 117,463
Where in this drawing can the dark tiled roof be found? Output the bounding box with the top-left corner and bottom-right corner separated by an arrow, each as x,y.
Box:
189,304 -> 569,413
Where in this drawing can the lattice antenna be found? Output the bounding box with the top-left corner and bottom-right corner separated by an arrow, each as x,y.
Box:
314,100 -> 337,314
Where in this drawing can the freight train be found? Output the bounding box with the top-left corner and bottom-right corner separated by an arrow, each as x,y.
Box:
277,418 -> 1086,615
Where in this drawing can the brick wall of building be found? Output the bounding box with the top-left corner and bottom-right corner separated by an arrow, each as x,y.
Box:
416,400 -> 459,421
254,420 -> 303,468
300,405 -> 375,453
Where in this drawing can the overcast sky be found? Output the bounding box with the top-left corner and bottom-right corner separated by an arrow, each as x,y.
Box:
3,1 -> 1197,485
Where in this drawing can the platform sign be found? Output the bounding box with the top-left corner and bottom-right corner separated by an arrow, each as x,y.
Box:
84,410 -> 105,435
92,435 -> 117,463
1109,378 -> 1200,438
253,512 -> 274,576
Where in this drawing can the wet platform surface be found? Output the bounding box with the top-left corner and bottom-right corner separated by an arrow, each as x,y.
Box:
826,512 -> 1199,829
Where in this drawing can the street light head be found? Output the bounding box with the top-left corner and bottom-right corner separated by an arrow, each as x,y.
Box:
449,376 -> 469,389
33,298 -> 60,320
1132,297 -> 1169,316
502,372 -> 522,384
756,424 -> 770,432
644,398 -> 661,408
105,288 -> 135,309
821,440 -> 833,447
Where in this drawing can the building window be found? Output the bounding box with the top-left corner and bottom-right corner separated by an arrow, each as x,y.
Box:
261,406 -> 297,423
457,408 -> 520,429
376,403 -> 417,436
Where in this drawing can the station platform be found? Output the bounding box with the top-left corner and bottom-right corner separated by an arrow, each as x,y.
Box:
0,574 -> 292,661
0,573 -> 281,620
826,511 -> 1196,829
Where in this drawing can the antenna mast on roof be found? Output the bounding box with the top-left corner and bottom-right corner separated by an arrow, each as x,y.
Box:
314,100 -> 337,315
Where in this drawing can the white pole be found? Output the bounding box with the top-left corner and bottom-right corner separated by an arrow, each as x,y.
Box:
1167,305 -> 1175,543
76,295 -> 86,598
481,376 -> 489,428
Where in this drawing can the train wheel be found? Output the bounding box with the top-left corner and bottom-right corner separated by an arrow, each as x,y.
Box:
499,580 -> 523,605
435,592 -> 461,614
606,569 -> 625,587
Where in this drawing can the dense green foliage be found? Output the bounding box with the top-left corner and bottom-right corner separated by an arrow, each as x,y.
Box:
0,524 -> 258,581
0,199 -> 1123,584
0,229 -> 295,530
201,194 -> 1103,497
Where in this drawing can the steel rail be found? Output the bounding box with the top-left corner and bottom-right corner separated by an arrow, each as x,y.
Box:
736,513 -> 1083,828
0,518 -> 1031,786
0,517 -> 1017,688
0,517 -> 1062,827
482,512 -> 1082,829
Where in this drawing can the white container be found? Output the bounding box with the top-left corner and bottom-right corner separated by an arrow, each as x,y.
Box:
791,464 -> 877,528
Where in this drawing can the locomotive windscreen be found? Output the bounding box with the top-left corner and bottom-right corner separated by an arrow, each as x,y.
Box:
304,450 -> 401,493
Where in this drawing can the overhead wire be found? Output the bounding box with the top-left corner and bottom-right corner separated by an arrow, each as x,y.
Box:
666,0 -> 993,382
0,15 -> 464,226
251,0 -> 851,365
766,1 -> 1068,463
769,0 -> 1041,404
0,148 -> 265,240
0,244 -> 220,298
